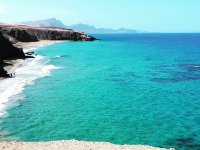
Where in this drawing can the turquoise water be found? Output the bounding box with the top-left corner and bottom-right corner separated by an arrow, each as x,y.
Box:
1,34 -> 200,149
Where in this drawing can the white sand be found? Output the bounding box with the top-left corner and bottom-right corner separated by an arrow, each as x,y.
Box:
0,140 -> 172,150
14,40 -> 65,50
0,59 -> 24,80
3,59 -> 24,74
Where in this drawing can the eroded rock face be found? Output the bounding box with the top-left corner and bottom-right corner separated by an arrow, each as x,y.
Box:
0,53 -> 7,77
9,28 -> 39,42
0,32 -> 25,59
0,25 -> 96,43
0,67 -> 8,77
0,32 -> 26,77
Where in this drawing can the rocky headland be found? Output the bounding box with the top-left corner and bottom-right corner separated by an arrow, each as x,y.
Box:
0,24 -> 96,43
0,24 -> 96,77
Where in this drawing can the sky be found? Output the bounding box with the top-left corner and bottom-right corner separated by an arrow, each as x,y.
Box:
0,0 -> 200,32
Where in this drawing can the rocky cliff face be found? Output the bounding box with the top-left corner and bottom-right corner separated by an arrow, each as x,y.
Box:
0,24 -> 96,43
0,32 -> 25,59
0,32 -> 26,77
0,67 -> 8,77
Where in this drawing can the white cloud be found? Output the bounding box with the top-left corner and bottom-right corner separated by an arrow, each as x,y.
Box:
0,5 -> 7,15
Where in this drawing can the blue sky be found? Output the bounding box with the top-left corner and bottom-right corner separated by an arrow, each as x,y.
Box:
0,0 -> 200,32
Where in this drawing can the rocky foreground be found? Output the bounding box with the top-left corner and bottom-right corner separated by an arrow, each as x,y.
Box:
0,140 -> 170,150
0,24 -> 96,77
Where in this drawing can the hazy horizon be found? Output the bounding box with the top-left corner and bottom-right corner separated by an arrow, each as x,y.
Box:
0,0 -> 200,33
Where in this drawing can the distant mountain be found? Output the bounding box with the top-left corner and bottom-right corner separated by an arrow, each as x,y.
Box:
20,18 -> 67,29
70,24 -> 97,33
20,18 -> 142,34
70,24 -> 139,34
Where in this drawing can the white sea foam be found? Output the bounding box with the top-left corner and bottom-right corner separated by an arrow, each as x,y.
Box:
193,65 -> 200,68
23,48 -> 37,52
0,55 -> 59,117
55,55 -> 61,58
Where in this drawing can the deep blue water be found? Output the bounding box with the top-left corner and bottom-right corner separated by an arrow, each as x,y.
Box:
1,34 -> 200,149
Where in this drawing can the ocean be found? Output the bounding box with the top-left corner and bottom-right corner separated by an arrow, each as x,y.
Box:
0,34 -> 200,149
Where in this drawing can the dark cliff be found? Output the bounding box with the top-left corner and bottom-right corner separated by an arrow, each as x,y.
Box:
0,32 -> 25,59
0,32 -> 26,77
0,24 -> 96,43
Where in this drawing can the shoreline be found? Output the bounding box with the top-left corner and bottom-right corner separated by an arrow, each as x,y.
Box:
0,40 -> 64,80
14,40 -> 65,51
0,59 -> 25,80
0,40 -> 171,150
0,140 -> 170,150
3,59 -> 24,75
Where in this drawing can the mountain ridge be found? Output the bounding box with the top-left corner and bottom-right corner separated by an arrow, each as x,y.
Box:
19,18 -> 142,34
20,18 -> 67,29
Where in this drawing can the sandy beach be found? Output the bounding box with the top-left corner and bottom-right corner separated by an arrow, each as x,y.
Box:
0,140 -> 171,150
0,59 -> 24,80
14,40 -> 65,50
3,59 -> 24,74
0,40 -> 64,79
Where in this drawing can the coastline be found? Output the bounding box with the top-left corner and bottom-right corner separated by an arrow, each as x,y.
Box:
3,59 -> 24,75
0,140 -> 170,150
14,40 -> 65,51
0,40 -> 171,150
0,40 -> 61,117
0,40 -> 64,80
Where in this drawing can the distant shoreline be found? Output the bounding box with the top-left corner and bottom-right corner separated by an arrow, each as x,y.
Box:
14,40 -> 65,51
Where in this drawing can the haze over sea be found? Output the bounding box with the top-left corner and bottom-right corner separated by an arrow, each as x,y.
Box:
0,34 -> 200,149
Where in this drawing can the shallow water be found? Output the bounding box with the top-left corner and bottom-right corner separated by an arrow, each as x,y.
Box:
1,34 -> 200,149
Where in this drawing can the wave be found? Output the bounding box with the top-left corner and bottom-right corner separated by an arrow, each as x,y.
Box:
0,55 -> 59,117
23,48 -> 37,52
55,55 -> 71,59
193,65 -> 200,68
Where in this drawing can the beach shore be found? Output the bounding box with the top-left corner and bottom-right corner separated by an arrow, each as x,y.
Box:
0,40 -> 64,80
0,140 -> 170,150
14,40 -> 64,50
0,59 -> 24,80
3,59 -> 24,74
